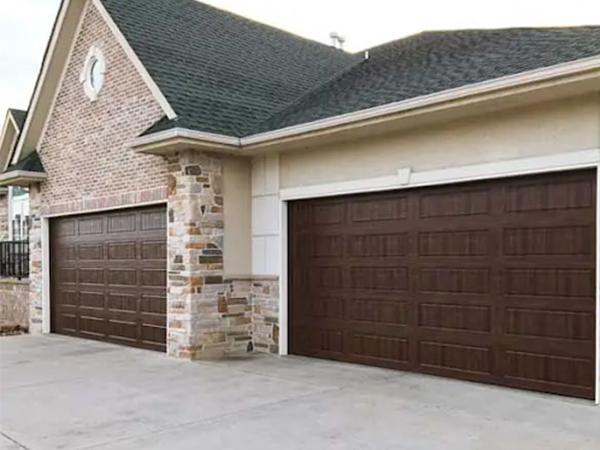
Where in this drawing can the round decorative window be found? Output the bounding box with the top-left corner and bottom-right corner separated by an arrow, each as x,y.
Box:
80,46 -> 106,101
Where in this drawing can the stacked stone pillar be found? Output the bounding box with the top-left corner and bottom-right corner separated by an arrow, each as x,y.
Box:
166,150 -> 252,359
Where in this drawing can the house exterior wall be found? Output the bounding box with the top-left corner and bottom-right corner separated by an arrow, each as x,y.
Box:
37,0 -> 167,218
0,193 -> 8,241
0,280 -> 29,328
279,95 -> 600,189
247,93 -> 600,356
29,0 -> 167,334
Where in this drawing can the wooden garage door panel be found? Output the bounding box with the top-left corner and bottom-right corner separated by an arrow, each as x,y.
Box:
289,170 -> 596,399
51,206 -> 167,352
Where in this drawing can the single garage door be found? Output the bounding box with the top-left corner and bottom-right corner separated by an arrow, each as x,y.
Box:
289,170 -> 596,399
51,206 -> 167,351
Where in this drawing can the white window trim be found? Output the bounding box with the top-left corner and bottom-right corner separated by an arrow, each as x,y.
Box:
80,46 -> 106,101
278,148 -> 600,405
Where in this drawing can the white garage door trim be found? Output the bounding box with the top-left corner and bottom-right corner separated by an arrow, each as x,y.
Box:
278,148 -> 600,404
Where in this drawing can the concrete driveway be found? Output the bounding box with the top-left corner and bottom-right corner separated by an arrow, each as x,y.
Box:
1,335 -> 598,450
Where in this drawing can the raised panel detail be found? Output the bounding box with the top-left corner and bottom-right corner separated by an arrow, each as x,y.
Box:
308,267 -> 342,289
351,267 -> 409,291
79,245 -> 103,261
419,230 -> 489,256
506,180 -> 593,212
505,309 -> 594,341
504,226 -> 592,256
420,190 -> 489,217
313,203 -> 344,225
420,342 -> 491,374
108,242 -> 136,260
419,268 -> 489,294
79,292 -> 104,309
506,269 -> 594,298
350,334 -> 409,362
351,197 -> 408,222
349,300 -> 409,325
348,233 -> 409,257
79,268 -> 104,285
108,214 -> 136,233
140,211 -> 166,230
78,217 -> 103,235
419,304 -> 490,332
108,269 -> 136,286
503,351 -> 593,387
108,293 -> 137,312
141,241 -> 166,260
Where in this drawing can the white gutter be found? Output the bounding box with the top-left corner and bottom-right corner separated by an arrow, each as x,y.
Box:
130,54 -> 600,151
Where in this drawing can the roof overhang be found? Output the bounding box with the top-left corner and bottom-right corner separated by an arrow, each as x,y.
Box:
0,170 -> 47,187
0,111 -> 20,172
130,54 -> 600,156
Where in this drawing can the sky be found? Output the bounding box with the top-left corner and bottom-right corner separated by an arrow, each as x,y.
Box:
0,0 -> 598,120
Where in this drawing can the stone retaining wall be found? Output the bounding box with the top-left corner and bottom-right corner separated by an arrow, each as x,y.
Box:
0,279 -> 30,328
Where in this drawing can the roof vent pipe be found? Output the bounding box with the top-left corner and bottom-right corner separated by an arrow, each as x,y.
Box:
330,32 -> 346,50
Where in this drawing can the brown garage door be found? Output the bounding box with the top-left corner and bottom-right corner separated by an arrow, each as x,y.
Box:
289,170 -> 596,399
51,206 -> 167,351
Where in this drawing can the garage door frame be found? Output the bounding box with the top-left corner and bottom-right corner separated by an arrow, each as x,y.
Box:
39,200 -> 168,350
279,149 -> 600,404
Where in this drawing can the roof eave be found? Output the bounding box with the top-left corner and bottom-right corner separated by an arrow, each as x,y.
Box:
130,128 -> 241,155
241,54 -> 600,149
132,54 -> 600,156
0,170 -> 47,187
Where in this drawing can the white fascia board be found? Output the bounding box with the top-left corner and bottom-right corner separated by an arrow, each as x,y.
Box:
91,0 -> 177,120
241,55 -> 600,146
0,112 -> 15,172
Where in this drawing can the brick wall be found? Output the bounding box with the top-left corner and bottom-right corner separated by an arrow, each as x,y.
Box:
37,0 -> 167,217
0,193 -> 8,240
0,279 -> 30,328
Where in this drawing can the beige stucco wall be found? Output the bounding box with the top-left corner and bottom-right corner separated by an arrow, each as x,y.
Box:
37,0 -> 167,216
223,156 -> 251,276
280,94 -> 600,189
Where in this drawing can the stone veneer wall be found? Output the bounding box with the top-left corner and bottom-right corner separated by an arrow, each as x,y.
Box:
0,279 -> 30,327
251,277 -> 280,354
167,150 -> 251,359
28,185 -> 43,334
0,193 -> 8,240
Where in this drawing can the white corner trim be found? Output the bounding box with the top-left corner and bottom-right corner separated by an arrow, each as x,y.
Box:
242,55 -> 600,146
397,167 -> 411,186
280,149 -> 600,201
0,170 -> 47,184
91,0 -> 177,119
129,127 -> 241,149
278,200 -> 289,356
42,217 -> 51,333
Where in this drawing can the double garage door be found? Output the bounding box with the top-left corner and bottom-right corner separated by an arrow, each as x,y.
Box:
289,170 -> 597,399
51,206 -> 167,352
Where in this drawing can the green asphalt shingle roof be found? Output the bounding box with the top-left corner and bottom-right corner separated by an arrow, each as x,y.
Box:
101,0 -> 600,138
4,151 -> 44,174
8,109 -> 27,131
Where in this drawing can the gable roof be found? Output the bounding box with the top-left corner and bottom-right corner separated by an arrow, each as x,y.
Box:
255,26 -> 600,134
101,0 -> 359,137
8,109 -> 27,131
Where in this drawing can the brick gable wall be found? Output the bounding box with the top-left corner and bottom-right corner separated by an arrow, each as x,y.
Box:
37,0 -> 167,216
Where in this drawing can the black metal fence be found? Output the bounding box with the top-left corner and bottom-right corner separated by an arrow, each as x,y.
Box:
0,241 -> 29,279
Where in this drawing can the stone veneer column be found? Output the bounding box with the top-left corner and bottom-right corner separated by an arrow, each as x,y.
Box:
28,184 -> 43,334
167,150 -> 252,359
